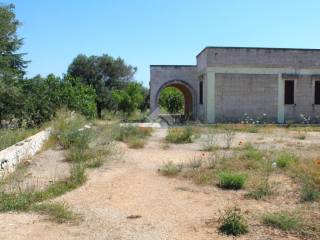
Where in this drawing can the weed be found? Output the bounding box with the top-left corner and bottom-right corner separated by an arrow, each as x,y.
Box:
127,136 -> 146,149
262,211 -> 301,231
160,162 -> 182,176
300,183 -> 320,202
31,202 -> 76,223
0,128 -> 38,151
166,127 -> 193,144
202,131 -> 219,151
222,127 -> 235,149
242,143 -> 264,161
246,181 -> 274,200
116,126 -> 152,142
218,171 -> 246,190
186,157 -> 202,169
275,152 -> 297,168
218,207 -> 249,236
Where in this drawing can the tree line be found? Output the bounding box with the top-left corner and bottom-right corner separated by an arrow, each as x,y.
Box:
0,4 -> 148,128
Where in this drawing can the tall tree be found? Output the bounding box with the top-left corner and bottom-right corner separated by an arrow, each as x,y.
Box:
67,54 -> 137,118
0,3 -> 27,78
0,4 -> 27,124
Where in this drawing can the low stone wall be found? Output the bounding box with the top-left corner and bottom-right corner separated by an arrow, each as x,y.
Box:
0,128 -> 51,177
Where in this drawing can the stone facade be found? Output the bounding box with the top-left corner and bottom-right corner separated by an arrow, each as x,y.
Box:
150,47 -> 320,123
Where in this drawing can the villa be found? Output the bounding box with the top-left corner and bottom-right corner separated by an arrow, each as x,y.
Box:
150,47 -> 320,123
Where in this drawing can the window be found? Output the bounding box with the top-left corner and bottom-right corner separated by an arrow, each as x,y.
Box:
315,81 -> 320,105
199,81 -> 203,104
284,80 -> 294,105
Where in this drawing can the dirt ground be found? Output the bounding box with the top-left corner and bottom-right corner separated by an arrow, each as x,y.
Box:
0,128 -> 319,240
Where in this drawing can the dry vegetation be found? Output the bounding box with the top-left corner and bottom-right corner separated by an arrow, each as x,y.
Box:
160,124 -> 320,238
1,121 -> 320,239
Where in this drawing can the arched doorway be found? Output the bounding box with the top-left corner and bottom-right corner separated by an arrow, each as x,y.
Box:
154,80 -> 195,119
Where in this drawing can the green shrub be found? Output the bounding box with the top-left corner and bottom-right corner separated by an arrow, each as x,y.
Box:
301,183 -> 320,202
275,152 -> 297,168
218,207 -> 249,236
160,162 -> 182,176
218,171 -> 246,190
263,211 -> 300,231
166,127 -> 193,144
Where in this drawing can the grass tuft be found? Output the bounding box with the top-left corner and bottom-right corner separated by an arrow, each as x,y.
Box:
246,181 -> 274,200
160,162 -> 182,176
31,202 -> 77,223
275,152 -> 297,168
262,211 -> 301,231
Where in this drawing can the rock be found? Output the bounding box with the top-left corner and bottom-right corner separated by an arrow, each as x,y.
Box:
23,160 -> 32,166
127,215 -> 142,219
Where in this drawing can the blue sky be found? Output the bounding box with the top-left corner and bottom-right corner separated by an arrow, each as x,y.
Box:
4,0 -> 320,86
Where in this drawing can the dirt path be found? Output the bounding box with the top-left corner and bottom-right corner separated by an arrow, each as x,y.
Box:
0,129 -> 304,240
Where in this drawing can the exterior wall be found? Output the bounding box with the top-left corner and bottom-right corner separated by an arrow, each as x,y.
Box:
215,73 -> 278,122
197,74 -> 207,121
284,76 -> 320,123
152,47 -> 320,123
149,65 -> 198,117
197,47 -> 320,69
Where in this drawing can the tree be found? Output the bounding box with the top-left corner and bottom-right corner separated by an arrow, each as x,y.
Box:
61,76 -> 97,118
0,4 -> 28,79
112,82 -> 144,117
0,4 -> 28,125
159,87 -> 184,114
67,54 -> 137,118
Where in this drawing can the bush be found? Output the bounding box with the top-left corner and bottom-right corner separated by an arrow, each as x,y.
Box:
160,162 -> 182,176
218,171 -> 246,190
218,207 -> 248,236
262,211 -> 300,231
166,127 -> 193,144
275,152 -> 297,168
17,75 -> 96,127
52,111 -> 89,149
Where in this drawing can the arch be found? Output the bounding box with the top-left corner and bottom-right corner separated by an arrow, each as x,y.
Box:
154,79 -> 196,118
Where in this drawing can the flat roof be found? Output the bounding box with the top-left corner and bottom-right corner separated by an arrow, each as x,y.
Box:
150,65 -> 196,67
196,46 -> 320,58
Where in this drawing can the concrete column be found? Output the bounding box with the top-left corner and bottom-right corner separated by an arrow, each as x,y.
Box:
206,70 -> 216,123
277,74 -> 285,123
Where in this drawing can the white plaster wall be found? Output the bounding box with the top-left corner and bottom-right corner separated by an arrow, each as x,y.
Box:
0,128 -> 51,177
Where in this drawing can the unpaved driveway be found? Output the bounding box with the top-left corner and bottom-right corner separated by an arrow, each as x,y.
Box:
0,129 -> 305,240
